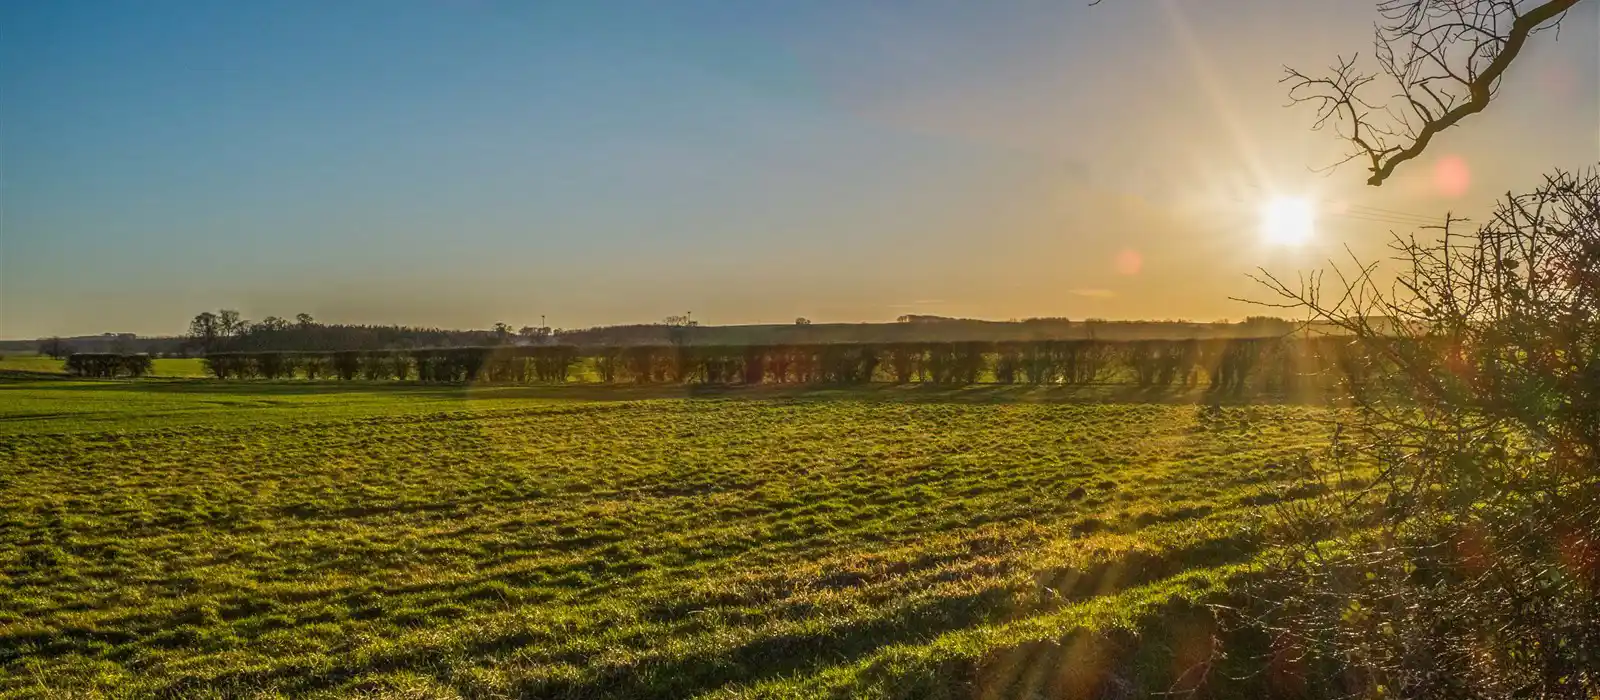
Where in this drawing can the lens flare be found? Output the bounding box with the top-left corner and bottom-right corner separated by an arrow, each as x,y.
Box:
1114,249 -> 1143,275
1434,155 -> 1471,198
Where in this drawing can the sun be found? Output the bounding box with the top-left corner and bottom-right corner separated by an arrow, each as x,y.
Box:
1259,196 -> 1315,246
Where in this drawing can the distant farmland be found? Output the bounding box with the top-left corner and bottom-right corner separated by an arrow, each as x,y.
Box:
0,354 -> 207,379
0,315 -> 1337,357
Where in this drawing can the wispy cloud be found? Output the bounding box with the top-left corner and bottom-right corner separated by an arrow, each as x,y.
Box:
1070,289 -> 1115,299
886,299 -> 946,309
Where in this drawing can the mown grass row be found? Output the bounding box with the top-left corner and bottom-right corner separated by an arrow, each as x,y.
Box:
0,392 -> 1331,697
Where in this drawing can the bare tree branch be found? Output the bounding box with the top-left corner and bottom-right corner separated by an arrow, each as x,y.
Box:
1285,0 -> 1585,186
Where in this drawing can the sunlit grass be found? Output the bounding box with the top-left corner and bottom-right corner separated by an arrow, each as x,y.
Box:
0,354 -> 208,378
0,382 -> 1330,697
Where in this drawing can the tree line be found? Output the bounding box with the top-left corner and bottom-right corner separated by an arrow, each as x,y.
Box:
182,336 -> 1365,391
174,309 -> 1309,355
63,353 -> 154,378
184,310 -> 555,353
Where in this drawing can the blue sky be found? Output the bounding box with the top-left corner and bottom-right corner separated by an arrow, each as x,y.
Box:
3,1 -> 1596,337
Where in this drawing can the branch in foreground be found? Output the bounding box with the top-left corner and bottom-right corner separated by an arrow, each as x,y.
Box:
1285,0 -> 1584,186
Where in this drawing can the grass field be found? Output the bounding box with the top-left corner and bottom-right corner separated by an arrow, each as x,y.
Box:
0,379 -> 1332,698
0,354 -> 208,379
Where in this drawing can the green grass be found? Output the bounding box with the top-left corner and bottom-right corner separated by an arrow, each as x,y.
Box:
0,380 -> 1330,698
0,354 -> 67,375
0,354 -> 208,378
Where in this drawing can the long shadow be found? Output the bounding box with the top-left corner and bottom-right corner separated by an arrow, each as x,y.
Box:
136,530 -> 1260,698
481,532 -> 1260,698
971,597 -> 1245,700
0,378 -> 465,398
0,369 -> 69,381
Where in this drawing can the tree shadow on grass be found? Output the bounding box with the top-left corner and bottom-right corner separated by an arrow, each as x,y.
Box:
140,530 -> 1261,698
0,378 -> 465,398
491,533 -> 1259,698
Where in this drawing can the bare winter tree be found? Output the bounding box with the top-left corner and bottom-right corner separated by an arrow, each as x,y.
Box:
38,336 -> 73,359
1284,0 -> 1586,185
518,325 -> 552,345
256,316 -> 290,332
1198,2 -> 1600,696
1241,168 -> 1600,698
188,312 -> 221,353
217,309 -> 247,338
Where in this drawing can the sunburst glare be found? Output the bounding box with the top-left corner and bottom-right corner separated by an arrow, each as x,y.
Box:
1259,196 -> 1315,246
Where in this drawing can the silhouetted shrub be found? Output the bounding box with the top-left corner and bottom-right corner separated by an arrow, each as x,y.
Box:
202,353 -> 246,379
886,343 -> 920,384
766,345 -> 793,383
788,345 -> 819,383
692,346 -> 741,385
1210,339 -> 1264,391
121,354 -> 154,377
448,348 -> 491,382
1059,340 -> 1113,385
410,350 -> 439,382
953,342 -> 987,384
332,351 -> 362,381
1249,170 -> 1600,697
303,354 -> 328,380
484,348 -> 523,383
255,352 -> 297,379
531,346 -> 578,383
993,342 -> 1022,384
620,346 -> 654,383
191,339 -> 1332,390
594,347 -> 623,383
1021,341 -> 1059,384
65,353 -> 153,378
361,351 -> 394,381
741,345 -> 767,384
816,344 -> 878,384
924,343 -> 956,384
391,352 -> 412,381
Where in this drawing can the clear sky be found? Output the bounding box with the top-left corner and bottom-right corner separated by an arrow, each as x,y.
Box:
2,0 -> 1595,338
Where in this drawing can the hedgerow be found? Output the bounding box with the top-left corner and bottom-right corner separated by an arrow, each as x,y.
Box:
198,337 -> 1358,390
64,353 -> 153,378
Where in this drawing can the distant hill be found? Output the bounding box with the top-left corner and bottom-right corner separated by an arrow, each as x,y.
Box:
0,334 -> 186,355
557,317 -> 1318,346
2,317 -> 1330,354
